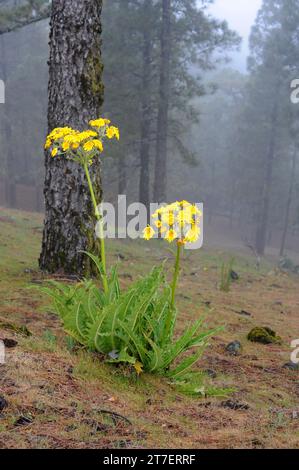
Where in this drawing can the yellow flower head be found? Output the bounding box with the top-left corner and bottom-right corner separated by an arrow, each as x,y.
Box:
63,133 -> 79,143
76,130 -> 98,142
185,224 -> 201,243
51,148 -> 58,158
134,361 -> 143,376
177,209 -> 193,227
62,141 -> 70,151
83,140 -> 95,152
92,139 -> 104,152
190,205 -> 202,217
152,207 -> 164,218
45,139 -> 52,150
143,225 -> 155,241
165,229 -> 178,243
106,126 -> 120,140
48,127 -> 77,141
89,118 -> 110,128
180,200 -> 192,208
161,210 -> 175,227
145,201 -> 201,248
169,201 -> 180,211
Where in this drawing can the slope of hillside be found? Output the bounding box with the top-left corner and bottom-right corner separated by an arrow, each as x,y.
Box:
0,207 -> 298,449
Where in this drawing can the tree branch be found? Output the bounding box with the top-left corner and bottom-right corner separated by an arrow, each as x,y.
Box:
0,6 -> 50,36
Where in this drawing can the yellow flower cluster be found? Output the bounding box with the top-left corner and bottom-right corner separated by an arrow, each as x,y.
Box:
44,118 -> 120,160
89,118 -> 111,128
143,201 -> 202,245
89,119 -> 120,140
45,127 -> 77,151
106,126 -> 120,141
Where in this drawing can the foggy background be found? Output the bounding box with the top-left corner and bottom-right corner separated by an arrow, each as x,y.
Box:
0,0 -> 299,261
210,0 -> 262,71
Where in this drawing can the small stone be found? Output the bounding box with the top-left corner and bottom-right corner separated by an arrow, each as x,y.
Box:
14,416 -> 33,427
120,273 -> 133,280
3,339 -> 18,348
239,310 -> 252,317
230,270 -> 240,281
221,400 -> 249,411
108,350 -> 119,360
65,424 -> 77,432
283,362 -> 299,371
179,294 -> 191,300
226,340 -> 242,356
0,396 -> 8,412
205,369 -> 217,379
251,439 -> 264,448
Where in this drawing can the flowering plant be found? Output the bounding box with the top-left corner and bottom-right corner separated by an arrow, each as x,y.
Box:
39,118 -> 227,397
45,118 -> 119,294
144,201 -> 202,309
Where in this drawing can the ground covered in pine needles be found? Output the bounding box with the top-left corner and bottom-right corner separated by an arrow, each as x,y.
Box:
0,207 -> 298,449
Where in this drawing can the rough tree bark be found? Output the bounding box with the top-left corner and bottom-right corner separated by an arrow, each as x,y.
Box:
39,0 -> 104,276
139,0 -> 153,210
153,0 -> 171,203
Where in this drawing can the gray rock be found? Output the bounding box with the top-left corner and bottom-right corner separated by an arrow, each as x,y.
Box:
0,396 -> 8,412
221,400 -> 249,411
226,340 -> 242,356
283,362 -> 299,371
205,369 -> 217,379
230,270 -> 240,281
14,416 -> 33,427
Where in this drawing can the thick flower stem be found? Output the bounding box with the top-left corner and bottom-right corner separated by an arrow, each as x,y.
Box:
84,163 -> 109,294
171,242 -> 182,309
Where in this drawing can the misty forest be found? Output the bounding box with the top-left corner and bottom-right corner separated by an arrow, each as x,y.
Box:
0,0 -> 298,451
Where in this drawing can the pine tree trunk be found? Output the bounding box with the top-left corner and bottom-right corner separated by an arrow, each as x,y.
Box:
280,151 -> 296,257
39,0 -> 104,276
255,100 -> 278,256
139,1 -> 153,210
153,0 -> 171,203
